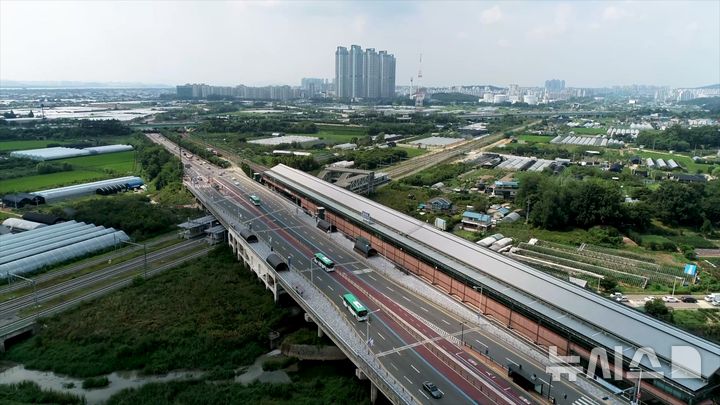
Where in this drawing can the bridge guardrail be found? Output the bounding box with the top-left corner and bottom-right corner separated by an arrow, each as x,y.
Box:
191,185 -> 416,405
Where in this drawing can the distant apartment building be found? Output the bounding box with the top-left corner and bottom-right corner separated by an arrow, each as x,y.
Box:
335,45 -> 396,100
176,83 -> 300,101
300,78 -> 328,97
544,79 -> 565,93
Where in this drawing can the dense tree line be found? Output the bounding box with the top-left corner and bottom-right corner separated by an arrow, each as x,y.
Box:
345,148 -> 408,170
36,162 -> 73,174
163,132 -> 230,168
516,172 -> 720,232
367,122 -> 435,136
135,141 -> 183,190
269,155 -> 320,171
201,117 -> 317,134
402,163 -> 471,187
0,119 -> 131,141
636,125 -> 720,151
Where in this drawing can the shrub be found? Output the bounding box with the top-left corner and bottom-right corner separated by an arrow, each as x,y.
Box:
82,376 -> 110,389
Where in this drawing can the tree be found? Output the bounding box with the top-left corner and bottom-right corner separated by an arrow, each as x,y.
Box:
644,299 -> 671,321
599,277 -> 618,292
653,182 -> 704,226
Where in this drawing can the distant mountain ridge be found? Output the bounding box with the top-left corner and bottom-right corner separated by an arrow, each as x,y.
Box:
697,84 -> 719,89
0,80 -> 172,89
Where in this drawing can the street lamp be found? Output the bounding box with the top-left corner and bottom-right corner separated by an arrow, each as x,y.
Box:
472,285 -> 484,315
366,309 -> 382,348
460,321 -> 467,345
9,273 -> 39,320
120,240 -> 148,278
629,367 -> 643,405
672,276 -> 682,297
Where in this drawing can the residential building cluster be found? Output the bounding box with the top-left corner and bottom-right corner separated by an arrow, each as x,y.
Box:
335,45 -> 396,99
176,83 -> 302,100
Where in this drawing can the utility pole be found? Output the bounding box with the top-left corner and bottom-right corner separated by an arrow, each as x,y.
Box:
9,273 -> 39,320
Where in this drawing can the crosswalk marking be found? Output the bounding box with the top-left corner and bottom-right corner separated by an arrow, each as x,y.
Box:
573,396 -> 600,405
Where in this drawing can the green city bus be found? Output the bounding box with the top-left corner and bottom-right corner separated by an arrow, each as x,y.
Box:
313,252 -> 335,272
250,194 -> 261,206
342,293 -> 368,321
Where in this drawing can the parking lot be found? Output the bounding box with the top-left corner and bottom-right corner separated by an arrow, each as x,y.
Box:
622,295 -> 718,309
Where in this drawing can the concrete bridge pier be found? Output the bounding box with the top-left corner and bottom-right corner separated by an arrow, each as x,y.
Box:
370,382 -> 378,404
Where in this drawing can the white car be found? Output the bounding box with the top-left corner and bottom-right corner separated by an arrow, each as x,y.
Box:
662,296 -> 679,303
643,296 -> 657,302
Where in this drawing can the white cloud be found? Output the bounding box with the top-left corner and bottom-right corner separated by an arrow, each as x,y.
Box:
528,4 -> 573,39
497,39 -> 511,48
602,5 -> 632,21
480,5 -> 503,24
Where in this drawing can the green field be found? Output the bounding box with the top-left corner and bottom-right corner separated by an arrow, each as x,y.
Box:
517,135 -> 553,144
397,146 -> 428,158
0,151 -> 137,194
0,170 -> 110,194
313,124 -> 367,144
56,150 -> 136,173
0,140 -> 68,152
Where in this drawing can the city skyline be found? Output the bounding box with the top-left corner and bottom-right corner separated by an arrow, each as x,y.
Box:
1,1 -> 719,88
335,45 -> 396,99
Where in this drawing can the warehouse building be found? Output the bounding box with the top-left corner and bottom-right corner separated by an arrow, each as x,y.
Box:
0,221 -> 130,276
33,176 -> 144,203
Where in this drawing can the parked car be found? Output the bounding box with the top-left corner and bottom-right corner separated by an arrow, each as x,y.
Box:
681,296 -> 698,303
662,296 -> 679,303
705,293 -> 720,302
423,381 -> 443,399
643,296 -> 657,302
615,296 -> 629,302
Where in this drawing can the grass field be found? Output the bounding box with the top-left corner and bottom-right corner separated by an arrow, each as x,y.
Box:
313,124 -> 367,144
396,146 -> 428,158
56,150 -> 136,173
0,151 -> 137,194
0,170 -> 110,194
517,134 -> 553,143
0,140 -> 69,152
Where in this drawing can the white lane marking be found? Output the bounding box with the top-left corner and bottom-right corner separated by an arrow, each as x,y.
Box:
377,332 -> 386,341
368,275 -> 378,281
411,364 -> 420,374
327,285 -> 334,292
390,362 -> 399,371
475,339 -> 487,348
441,319 -> 451,326
403,375 -> 413,385
506,358 -> 519,367
386,286 -> 395,292
402,295 -> 411,302
419,306 -> 429,313
418,389 -> 430,400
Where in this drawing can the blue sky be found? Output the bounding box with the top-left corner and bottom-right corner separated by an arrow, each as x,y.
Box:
1,0 -> 718,88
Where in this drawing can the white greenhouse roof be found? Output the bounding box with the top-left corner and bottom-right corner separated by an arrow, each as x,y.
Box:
2,218 -> 47,231
8,144 -> 134,161
84,144 -> 134,154
0,221 -> 129,275
10,147 -> 90,161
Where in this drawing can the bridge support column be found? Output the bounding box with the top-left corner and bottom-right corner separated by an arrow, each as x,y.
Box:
317,325 -> 324,338
355,368 -> 367,380
370,382 -> 378,404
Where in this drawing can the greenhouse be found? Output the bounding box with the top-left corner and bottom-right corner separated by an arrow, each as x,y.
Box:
2,218 -> 47,232
8,144 -> 134,161
33,176 -> 144,203
84,144 -> 134,154
0,221 -> 130,276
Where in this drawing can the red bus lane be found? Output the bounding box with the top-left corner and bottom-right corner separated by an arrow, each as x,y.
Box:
211,178 -> 530,404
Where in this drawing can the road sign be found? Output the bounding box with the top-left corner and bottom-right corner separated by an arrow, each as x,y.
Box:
684,264 -> 697,276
